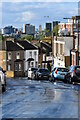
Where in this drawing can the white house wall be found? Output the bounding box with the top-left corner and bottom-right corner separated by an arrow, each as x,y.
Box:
24,50 -> 38,71
54,58 -> 65,68
64,37 -> 73,56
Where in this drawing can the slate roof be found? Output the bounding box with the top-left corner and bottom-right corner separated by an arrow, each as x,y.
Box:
6,41 -> 24,51
17,40 -> 38,50
41,42 -> 52,52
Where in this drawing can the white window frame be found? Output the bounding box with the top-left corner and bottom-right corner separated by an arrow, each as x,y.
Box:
16,52 -> 20,59
19,63 -> 22,71
35,61 -> 38,67
8,64 -> 11,71
8,52 -> 12,60
34,51 -> 37,60
29,51 -> 32,58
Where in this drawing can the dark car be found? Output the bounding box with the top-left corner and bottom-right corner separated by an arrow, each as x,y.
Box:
65,65 -> 80,83
35,68 -> 50,80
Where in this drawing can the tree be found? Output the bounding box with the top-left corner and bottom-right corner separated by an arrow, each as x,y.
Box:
45,29 -> 51,37
21,35 -> 33,42
53,25 -> 58,36
38,32 -> 45,40
0,34 -> 2,41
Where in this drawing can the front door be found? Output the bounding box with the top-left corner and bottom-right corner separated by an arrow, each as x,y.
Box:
14,62 -> 24,77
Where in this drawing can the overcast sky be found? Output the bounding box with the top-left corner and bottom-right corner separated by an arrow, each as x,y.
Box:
1,1 -> 79,29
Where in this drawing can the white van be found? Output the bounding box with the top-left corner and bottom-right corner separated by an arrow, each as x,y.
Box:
28,68 -> 38,79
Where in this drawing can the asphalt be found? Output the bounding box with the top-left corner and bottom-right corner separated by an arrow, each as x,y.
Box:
1,78 -> 80,119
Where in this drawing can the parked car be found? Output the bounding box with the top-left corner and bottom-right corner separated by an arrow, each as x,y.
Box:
65,65 -> 80,83
35,68 -> 50,80
0,67 -> 6,92
51,67 -> 69,82
28,67 -> 38,79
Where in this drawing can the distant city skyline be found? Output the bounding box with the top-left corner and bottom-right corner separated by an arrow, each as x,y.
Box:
2,2 -> 78,29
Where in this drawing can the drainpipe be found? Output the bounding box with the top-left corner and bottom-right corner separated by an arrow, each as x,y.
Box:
78,19 -> 79,65
73,18 -> 75,49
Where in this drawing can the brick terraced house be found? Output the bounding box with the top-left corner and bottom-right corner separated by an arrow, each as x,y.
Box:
6,41 -> 24,77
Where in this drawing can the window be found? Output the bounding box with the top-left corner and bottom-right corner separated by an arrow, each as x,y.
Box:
8,52 -> 12,60
19,63 -> 22,71
15,63 -> 18,71
56,43 -> 58,55
8,64 -> 11,71
29,52 -> 32,58
34,51 -> 36,60
50,52 -> 52,56
60,44 -> 63,54
35,62 -> 38,67
16,52 -> 20,59
34,51 -> 36,56
31,62 -> 34,67
28,62 -> 30,68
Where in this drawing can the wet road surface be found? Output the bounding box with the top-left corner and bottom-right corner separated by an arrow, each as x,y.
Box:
1,78 -> 80,118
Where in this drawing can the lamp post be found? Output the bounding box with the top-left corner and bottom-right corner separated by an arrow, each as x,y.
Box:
44,16 -> 49,22
40,40 -> 42,68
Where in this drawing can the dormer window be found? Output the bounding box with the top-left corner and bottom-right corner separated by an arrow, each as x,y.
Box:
16,52 -> 20,59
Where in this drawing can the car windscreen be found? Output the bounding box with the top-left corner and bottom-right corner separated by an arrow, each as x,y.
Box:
51,68 -> 56,72
57,68 -> 69,72
31,68 -> 38,71
75,66 -> 80,71
39,69 -> 49,73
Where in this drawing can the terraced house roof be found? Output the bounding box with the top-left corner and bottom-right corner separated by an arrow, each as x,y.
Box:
6,41 -> 24,51
17,40 -> 38,50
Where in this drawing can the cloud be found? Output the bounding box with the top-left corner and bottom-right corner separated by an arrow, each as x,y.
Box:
23,3 -> 48,9
0,2 -> 2,26
2,0 -> 79,2
9,3 -> 49,12
2,2 -> 78,28
16,11 -> 36,22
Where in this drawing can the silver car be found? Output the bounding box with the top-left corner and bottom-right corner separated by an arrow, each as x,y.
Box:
0,67 -> 6,92
51,67 -> 69,82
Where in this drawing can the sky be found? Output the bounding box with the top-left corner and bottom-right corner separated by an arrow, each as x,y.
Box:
1,1 -> 79,29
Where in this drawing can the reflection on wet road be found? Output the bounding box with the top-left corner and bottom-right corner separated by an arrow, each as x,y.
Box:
1,78 -> 80,118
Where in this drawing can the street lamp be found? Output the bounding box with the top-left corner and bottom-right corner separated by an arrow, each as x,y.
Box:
63,17 -> 72,19
44,16 -> 50,23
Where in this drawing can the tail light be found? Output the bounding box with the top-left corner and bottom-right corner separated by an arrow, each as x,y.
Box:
55,70 -> 57,74
73,70 -> 76,74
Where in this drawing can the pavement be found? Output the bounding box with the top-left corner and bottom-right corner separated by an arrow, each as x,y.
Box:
1,77 -> 80,119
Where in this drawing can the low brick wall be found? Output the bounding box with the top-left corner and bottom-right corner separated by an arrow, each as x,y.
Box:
6,71 -> 14,78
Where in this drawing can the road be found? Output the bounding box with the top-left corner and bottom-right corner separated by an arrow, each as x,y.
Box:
1,78 -> 80,119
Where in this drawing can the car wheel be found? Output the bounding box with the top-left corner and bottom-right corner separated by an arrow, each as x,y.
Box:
64,79 -> 67,83
49,77 -> 53,82
2,84 -> 6,92
68,77 -> 72,84
37,76 -> 39,80
48,76 -> 50,80
53,76 -> 55,82
32,75 -> 35,80
66,76 -> 72,84
64,77 -> 67,83
36,75 -> 39,80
